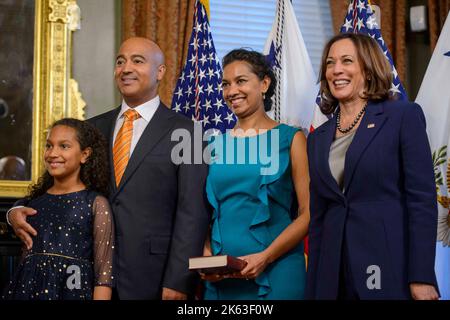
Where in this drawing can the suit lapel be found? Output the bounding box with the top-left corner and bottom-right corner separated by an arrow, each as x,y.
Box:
95,106 -> 121,194
343,101 -> 387,193
113,103 -> 176,196
314,118 -> 345,200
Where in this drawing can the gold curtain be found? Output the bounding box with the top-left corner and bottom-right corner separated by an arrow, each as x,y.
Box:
428,0 -> 450,51
122,0 -> 195,106
328,0 -> 406,87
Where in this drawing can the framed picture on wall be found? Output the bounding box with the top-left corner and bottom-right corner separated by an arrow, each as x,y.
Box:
0,1 -> 35,182
0,0 -> 85,198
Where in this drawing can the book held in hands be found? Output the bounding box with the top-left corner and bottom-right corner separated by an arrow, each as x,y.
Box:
189,255 -> 247,274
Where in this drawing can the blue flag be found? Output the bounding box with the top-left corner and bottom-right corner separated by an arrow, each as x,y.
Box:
171,0 -> 236,133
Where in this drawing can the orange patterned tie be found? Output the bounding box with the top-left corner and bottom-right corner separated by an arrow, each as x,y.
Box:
113,109 -> 141,186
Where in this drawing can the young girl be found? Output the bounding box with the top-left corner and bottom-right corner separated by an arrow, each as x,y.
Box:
2,118 -> 114,300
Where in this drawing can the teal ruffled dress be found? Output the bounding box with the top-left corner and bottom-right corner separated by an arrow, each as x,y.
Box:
204,124 -> 306,300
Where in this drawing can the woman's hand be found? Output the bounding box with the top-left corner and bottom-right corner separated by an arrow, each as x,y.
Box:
200,251 -> 271,282
238,251 -> 270,280
410,283 -> 439,300
199,257 -> 264,282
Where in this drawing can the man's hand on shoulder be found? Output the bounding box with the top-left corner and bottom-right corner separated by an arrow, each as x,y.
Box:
8,207 -> 38,250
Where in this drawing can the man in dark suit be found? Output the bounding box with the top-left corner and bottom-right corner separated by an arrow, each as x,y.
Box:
7,37 -> 210,300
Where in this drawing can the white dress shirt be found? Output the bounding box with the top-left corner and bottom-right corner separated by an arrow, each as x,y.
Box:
113,96 -> 160,156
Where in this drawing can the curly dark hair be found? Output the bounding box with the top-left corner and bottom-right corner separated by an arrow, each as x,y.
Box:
222,48 -> 276,111
318,33 -> 393,115
27,118 -> 110,199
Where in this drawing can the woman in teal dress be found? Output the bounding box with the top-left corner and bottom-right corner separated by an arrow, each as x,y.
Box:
202,49 -> 310,300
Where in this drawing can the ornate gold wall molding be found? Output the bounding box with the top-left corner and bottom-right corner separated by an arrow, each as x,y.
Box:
68,79 -> 86,120
0,0 -> 85,198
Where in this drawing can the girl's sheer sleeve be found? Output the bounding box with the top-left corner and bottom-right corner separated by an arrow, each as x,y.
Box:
92,195 -> 114,287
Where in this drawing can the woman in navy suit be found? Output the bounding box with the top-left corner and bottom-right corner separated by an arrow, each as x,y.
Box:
306,33 -> 439,300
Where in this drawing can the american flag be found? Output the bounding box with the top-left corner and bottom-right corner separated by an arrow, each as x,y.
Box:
340,0 -> 407,99
171,0 -> 236,133
311,0 -> 408,130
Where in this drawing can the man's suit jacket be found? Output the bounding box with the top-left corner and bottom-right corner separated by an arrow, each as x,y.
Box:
305,100 -> 439,299
88,103 -> 210,299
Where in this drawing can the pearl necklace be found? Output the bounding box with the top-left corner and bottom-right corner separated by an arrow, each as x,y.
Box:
336,103 -> 367,134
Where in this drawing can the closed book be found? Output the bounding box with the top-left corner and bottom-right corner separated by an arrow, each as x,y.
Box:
189,255 -> 247,274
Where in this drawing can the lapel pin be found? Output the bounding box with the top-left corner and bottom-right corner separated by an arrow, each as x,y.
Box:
367,123 -> 375,129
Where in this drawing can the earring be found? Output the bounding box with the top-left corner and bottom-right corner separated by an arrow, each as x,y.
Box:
262,92 -> 266,100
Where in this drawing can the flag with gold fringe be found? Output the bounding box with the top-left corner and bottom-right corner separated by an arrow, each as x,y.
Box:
415,12 -> 450,300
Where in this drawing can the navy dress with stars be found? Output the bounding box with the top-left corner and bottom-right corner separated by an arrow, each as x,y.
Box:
2,190 -> 114,300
